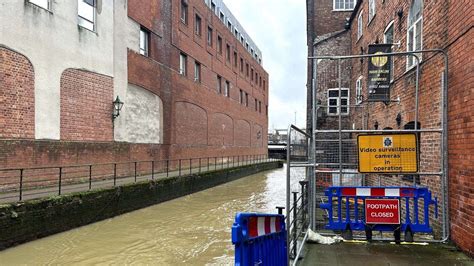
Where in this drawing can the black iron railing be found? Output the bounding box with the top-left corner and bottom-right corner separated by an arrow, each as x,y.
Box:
0,154 -> 276,203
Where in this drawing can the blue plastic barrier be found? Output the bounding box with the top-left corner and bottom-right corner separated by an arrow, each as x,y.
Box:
319,186 -> 438,239
232,213 -> 287,266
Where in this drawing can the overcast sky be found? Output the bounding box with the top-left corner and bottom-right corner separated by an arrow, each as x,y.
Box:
224,0 -> 307,131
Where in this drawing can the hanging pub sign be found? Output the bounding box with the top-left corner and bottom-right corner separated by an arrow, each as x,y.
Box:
367,44 -> 392,102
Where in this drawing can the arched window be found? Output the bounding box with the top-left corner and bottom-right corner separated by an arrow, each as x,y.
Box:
407,0 -> 423,69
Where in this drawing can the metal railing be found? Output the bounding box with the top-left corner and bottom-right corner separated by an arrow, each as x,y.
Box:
287,181 -> 309,261
0,154 -> 276,203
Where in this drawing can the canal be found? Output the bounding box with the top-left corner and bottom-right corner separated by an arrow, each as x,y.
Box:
0,164 -> 305,265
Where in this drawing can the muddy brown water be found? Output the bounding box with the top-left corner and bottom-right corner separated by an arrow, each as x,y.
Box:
0,165 -> 305,265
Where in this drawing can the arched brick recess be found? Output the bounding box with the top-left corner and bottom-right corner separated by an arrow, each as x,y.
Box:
0,47 -> 35,139
126,84 -> 163,144
175,101 -> 208,146
234,119 -> 251,147
209,113 -> 234,146
60,69 -> 114,141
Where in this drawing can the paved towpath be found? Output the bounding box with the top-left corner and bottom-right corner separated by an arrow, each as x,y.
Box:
300,241 -> 473,265
0,159 -> 276,204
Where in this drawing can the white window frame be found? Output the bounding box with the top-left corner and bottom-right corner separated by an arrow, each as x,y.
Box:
29,0 -> 50,10
219,12 -> 225,22
217,75 -> 222,94
384,21 -> 395,82
327,88 -> 350,115
207,26 -> 213,46
368,0 -> 376,23
356,76 -> 363,105
194,61 -> 201,82
179,53 -> 187,76
407,0 -> 423,70
195,14 -> 202,36
78,0 -> 96,32
357,11 -> 363,40
333,0 -> 355,11
139,28 -> 150,56
180,0 -> 188,24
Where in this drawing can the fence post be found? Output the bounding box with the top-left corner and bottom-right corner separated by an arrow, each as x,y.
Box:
207,157 -> 209,171
134,162 -> 137,182
190,158 -> 192,174
300,181 -> 308,230
89,165 -> 92,190
227,156 -> 230,168
199,158 -> 201,174
178,159 -> 182,176
238,155 -> 240,166
113,163 -> 117,187
58,167 -> 62,196
166,160 -> 169,177
292,191 -> 298,258
276,206 -> 285,215
19,169 -> 23,201
152,161 -> 155,180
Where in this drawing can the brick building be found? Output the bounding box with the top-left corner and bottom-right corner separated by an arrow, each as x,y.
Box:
0,0 -> 268,168
307,0 -> 473,256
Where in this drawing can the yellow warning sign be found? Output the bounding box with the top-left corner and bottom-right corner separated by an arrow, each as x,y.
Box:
358,134 -> 418,173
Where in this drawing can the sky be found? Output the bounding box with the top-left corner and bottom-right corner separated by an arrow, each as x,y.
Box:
224,0 -> 308,131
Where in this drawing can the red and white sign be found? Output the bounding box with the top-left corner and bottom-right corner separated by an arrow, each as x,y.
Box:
365,199 -> 400,224
248,216 -> 282,238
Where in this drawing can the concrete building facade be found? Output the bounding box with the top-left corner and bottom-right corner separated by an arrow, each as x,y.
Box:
307,0 -> 473,256
0,0 -> 269,168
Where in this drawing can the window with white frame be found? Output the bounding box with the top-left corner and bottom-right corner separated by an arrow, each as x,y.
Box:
357,11 -> 363,40
78,0 -> 95,31
29,0 -> 49,10
217,75 -> 222,93
180,0 -> 188,24
195,14 -> 202,36
211,1 -> 216,13
207,27 -> 213,46
356,77 -> 363,105
333,0 -> 355,11
224,81 -> 230,97
139,28 -> 150,56
179,53 -> 187,76
219,12 -> 225,22
407,0 -> 423,69
384,21 -> 394,81
368,0 -> 376,22
327,88 -> 349,115
194,61 -> 201,82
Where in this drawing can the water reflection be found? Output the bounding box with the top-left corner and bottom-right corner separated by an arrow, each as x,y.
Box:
0,164 -> 305,265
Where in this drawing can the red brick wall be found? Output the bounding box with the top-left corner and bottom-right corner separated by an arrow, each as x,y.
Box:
0,47 -> 35,139
344,0 -> 473,256
446,0 -> 473,256
127,0 -> 269,159
60,69 -> 114,141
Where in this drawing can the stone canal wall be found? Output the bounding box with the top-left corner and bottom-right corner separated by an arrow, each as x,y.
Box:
0,161 -> 283,250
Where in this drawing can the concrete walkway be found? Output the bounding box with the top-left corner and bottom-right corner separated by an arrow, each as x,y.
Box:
300,241 -> 473,266
0,159 -> 275,203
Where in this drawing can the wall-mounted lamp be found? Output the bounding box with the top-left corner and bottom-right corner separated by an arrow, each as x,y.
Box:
374,121 -> 379,130
112,96 -> 124,120
396,113 -> 402,127
397,8 -> 403,18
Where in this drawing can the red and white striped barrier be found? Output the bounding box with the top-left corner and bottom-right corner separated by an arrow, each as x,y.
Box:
340,187 -> 415,197
248,216 -> 282,238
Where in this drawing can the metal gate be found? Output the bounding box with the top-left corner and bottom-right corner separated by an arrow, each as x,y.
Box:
287,49 -> 449,258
